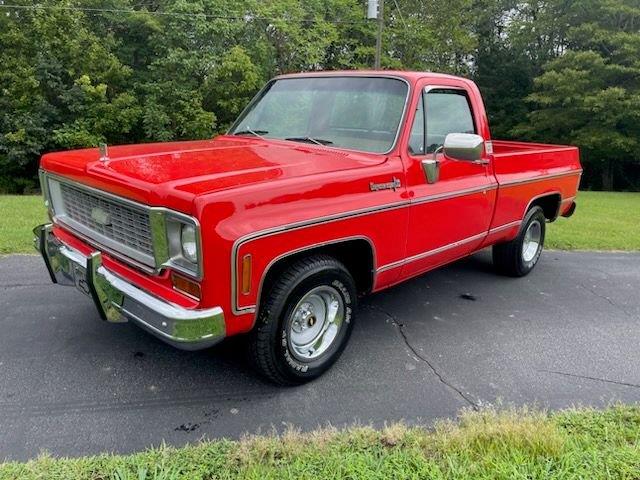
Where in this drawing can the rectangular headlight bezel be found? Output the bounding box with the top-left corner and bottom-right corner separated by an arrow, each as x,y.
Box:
150,208 -> 203,280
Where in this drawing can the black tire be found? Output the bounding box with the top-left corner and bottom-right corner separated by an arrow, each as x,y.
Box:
493,206 -> 546,277
248,255 -> 357,385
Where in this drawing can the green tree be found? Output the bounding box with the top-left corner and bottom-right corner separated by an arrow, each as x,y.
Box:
515,0 -> 640,190
1,0 -> 638,192
252,0 -> 341,75
471,0 -> 573,138
0,0 -> 136,192
385,0 -> 476,74
203,46 -> 262,131
472,0 -> 530,138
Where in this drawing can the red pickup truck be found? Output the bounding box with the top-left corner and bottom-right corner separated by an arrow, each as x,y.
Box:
34,71 -> 581,385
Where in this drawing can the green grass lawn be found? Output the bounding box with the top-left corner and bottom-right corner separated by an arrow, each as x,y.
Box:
0,195 -> 47,254
1,191 -> 639,254
546,191 -> 640,250
0,406 -> 638,479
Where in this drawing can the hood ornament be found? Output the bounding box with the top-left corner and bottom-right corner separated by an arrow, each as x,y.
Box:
99,143 -> 109,162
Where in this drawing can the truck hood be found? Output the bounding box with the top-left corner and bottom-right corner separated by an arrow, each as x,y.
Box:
41,136 -> 383,213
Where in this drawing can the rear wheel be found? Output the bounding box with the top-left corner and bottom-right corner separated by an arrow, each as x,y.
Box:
493,206 -> 546,277
248,255 -> 356,385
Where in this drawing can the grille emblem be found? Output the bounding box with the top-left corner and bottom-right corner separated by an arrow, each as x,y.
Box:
91,207 -> 111,226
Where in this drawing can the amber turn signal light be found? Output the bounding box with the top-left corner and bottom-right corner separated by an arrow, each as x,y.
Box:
242,254 -> 252,295
171,272 -> 201,300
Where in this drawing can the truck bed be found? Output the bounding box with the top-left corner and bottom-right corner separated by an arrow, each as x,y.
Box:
486,140 -> 582,238
492,140 -> 578,156
491,140 -> 581,179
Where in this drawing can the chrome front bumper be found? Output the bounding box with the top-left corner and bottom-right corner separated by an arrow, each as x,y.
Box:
33,224 -> 225,350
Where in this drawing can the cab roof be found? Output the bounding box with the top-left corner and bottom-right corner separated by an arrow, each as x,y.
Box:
275,70 -> 473,86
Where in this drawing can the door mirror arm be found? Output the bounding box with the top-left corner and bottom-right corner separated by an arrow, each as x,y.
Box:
432,144 -> 444,161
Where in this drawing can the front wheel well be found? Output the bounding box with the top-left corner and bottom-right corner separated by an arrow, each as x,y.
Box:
258,239 -> 375,306
528,193 -> 561,221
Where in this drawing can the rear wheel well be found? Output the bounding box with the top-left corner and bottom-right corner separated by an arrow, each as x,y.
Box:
529,193 -> 561,221
259,239 -> 375,306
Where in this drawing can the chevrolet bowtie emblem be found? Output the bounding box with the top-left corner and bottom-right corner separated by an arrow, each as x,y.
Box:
91,207 -> 111,226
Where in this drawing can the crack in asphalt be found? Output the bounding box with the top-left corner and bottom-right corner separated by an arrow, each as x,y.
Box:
540,369 -> 640,389
365,304 -> 478,410
578,283 -> 634,318
0,283 -> 50,290
0,390 -> 276,417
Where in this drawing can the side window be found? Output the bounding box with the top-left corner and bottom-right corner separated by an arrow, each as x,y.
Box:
425,89 -> 475,154
408,96 -> 425,155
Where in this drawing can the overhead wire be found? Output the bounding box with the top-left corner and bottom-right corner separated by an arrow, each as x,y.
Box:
0,3 -> 369,25
392,0 -> 408,29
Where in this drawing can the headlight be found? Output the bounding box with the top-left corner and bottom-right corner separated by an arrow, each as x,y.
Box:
181,224 -> 198,263
150,209 -> 202,278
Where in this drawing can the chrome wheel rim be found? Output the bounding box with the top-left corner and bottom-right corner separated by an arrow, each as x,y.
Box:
522,220 -> 542,263
288,285 -> 345,361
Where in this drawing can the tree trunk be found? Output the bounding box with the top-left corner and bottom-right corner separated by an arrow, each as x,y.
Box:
601,160 -> 613,191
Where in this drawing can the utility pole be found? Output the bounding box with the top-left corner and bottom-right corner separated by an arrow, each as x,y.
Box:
368,0 -> 384,69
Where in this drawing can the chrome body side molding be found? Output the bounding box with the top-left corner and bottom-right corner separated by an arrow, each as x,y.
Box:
498,170 -> 582,187
488,220 -> 522,234
230,202 -> 408,315
230,171 -> 579,315
411,184 -> 498,206
377,231 -> 487,273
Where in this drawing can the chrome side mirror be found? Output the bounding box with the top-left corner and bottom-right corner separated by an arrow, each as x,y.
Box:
443,133 -> 485,162
420,134 -> 487,184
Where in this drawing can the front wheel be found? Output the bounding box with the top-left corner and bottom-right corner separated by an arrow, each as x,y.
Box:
248,255 -> 356,385
493,206 -> 546,277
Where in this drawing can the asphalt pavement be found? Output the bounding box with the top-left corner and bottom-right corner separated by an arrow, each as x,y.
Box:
1,250 -> 639,461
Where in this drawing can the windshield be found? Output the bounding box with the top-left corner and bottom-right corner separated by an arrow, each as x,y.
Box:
229,76 -> 409,154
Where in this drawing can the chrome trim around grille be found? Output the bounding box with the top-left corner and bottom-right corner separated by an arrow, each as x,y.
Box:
52,179 -> 156,267
61,182 -> 154,254
41,171 -> 203,279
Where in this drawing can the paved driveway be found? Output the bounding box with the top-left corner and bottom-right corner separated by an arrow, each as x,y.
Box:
1,251 -> 639,460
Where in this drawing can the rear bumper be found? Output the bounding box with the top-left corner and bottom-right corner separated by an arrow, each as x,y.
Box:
33,224 -> 225,350
561,201 -> 577,218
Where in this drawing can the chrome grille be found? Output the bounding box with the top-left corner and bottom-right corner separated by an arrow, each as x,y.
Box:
59,183 -> 154,258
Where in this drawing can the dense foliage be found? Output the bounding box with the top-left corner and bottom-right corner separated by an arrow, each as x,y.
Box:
1,0 -> 638,192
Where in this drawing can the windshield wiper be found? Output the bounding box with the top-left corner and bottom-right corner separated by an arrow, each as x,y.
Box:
285,136 -> 334,146
233,128 -> 268,138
